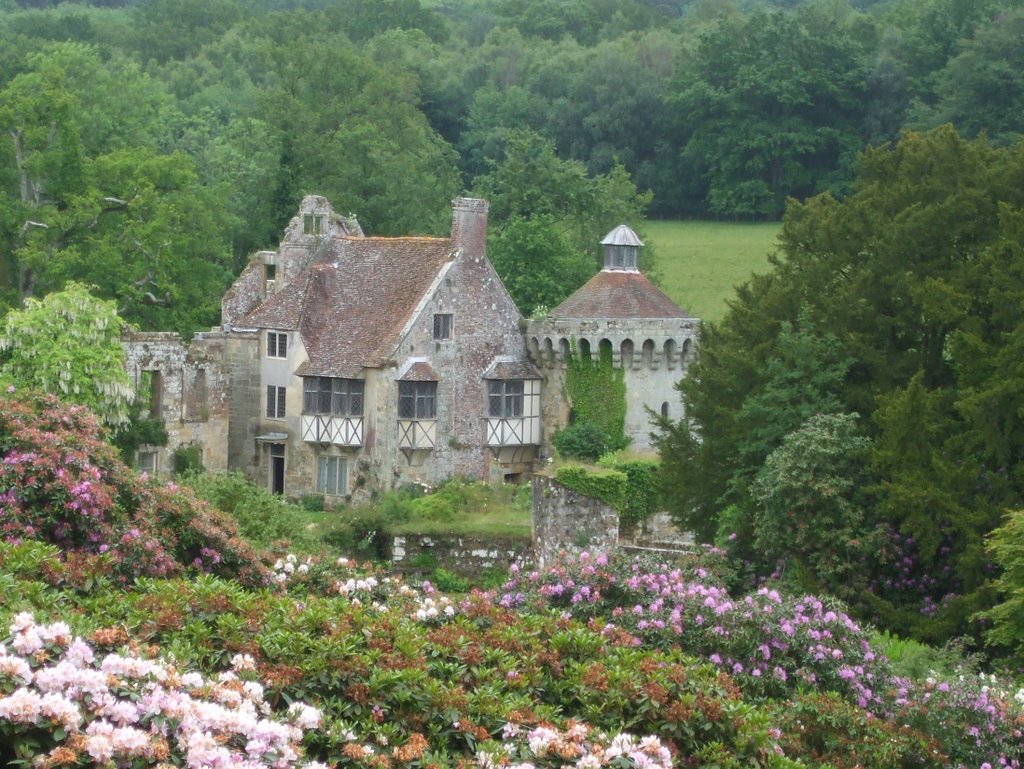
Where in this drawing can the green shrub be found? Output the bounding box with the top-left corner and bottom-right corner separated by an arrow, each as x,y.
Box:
299,494 -> 325,512
598,453 -> 660,530
173,444 -> 203,476
430,567 -> 469,593
553,419 -> 617,461
180,470 -> 318,552
555,465 -> 627,511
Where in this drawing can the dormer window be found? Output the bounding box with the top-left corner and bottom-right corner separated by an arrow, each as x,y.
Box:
264,263 -> 277,293
399,381 -> 437,419
303,214 -> 325,235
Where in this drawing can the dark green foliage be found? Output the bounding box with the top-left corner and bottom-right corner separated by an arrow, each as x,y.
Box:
597,454 -> 660,530
751,412 -> 871,597
667,5 -> 868,216
553,420 -> 615,462
180,470 -> 318,552
560,340 -> 629,456
554,465 -> 627,512
659,127 -> 1024,642
172,444 -> 203,476
473,130 -> 652,316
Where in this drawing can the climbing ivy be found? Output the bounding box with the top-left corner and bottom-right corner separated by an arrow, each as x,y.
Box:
558,339 -> 628,458
598,454 -> 661,530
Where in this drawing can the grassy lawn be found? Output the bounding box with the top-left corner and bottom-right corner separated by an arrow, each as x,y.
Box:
293,481 -> 534,541
645,220 -> 781,324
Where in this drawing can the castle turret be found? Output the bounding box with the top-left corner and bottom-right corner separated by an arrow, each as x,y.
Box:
525,223 -> 699,452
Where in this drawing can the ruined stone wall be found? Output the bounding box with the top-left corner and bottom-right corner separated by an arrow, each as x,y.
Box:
122,331 -> 232,475
391,533 -> 531,578
531,475 -> 619,568
224,331 -> 261,477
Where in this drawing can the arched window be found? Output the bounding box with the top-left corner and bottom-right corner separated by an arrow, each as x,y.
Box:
641,339 -> 655,366
620,338 -> 635,369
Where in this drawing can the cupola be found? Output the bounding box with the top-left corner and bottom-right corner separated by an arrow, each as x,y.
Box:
601,224 -> 643,272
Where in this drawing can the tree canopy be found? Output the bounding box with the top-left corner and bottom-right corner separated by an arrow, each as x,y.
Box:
658,126 -> 1024,643
0,282 -> 133,427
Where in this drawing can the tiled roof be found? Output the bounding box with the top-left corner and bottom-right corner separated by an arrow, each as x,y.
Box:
242,236 -> 454,377
483,359 -> 542,380
549,270 -> 692,320
399,361 -> 440,381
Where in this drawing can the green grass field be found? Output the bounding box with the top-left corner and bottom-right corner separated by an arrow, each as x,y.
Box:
645,220 -> 782,323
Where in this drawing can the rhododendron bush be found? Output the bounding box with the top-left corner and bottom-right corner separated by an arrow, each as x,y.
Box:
0,613 -> 322,768
3,542 -> 1022,768
1,388 -> 1022,769
0,392 -> 267,586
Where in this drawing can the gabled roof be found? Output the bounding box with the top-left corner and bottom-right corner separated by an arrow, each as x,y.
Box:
549,270 -> 693,320
242,235 -> 454,377
482,358 -> 542,380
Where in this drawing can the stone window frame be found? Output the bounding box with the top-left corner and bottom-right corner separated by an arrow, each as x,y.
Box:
398,381 -> 437,419
266,385 -> 287,420
267,331 -> 288,359
433,313 -> 453,341
316,454 -> 347,496
303,214 -> 325,235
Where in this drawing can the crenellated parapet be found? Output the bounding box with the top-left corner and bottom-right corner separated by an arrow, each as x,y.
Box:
524,317 -> 699,373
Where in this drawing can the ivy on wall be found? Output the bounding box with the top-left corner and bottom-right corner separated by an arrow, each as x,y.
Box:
598,454 -> 661,530
557,340 -> 628,458
555,465 -> 628,512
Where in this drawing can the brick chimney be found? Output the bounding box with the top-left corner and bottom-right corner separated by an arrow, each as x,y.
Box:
450,197 -> 488,260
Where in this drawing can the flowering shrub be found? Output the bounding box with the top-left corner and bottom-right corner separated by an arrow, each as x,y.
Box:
0,392 -> 267,586
475,722 -> 674,769
501,550 -> 892,705
0,612 -> 323,768
500,551 -> 1024,768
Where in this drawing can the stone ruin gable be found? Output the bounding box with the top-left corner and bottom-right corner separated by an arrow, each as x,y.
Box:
222,196 -> 361,329
379,197 -> 538,490
525,316 -> 699,452
122,330 -> 233,475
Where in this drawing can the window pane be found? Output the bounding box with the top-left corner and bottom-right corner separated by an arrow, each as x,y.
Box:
278,334 -> 287,357
316,456 -> 329,493
433,313 -> 452,340
303,379 -> 316,413
266,386 -> 275,418
399,382 -> 414,418
350,380 -> 364,415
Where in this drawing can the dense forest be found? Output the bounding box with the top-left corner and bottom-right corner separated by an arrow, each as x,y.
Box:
1,0 -> 1022,331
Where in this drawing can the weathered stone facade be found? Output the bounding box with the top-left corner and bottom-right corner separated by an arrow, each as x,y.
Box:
124,196 -> 698,499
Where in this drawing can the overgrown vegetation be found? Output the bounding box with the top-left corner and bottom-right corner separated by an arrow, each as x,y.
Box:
556,340 -> 629,460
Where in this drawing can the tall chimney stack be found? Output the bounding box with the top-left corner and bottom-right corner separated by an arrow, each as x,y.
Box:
450,197 -> 488,260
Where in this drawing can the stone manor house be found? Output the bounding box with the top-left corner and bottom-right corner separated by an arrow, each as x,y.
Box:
123,196 -> 698,501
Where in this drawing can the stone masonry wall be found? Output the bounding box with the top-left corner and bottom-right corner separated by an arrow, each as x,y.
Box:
531,475 -> 619,568
391,533 -> 531,578
122,331 -> 232,475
